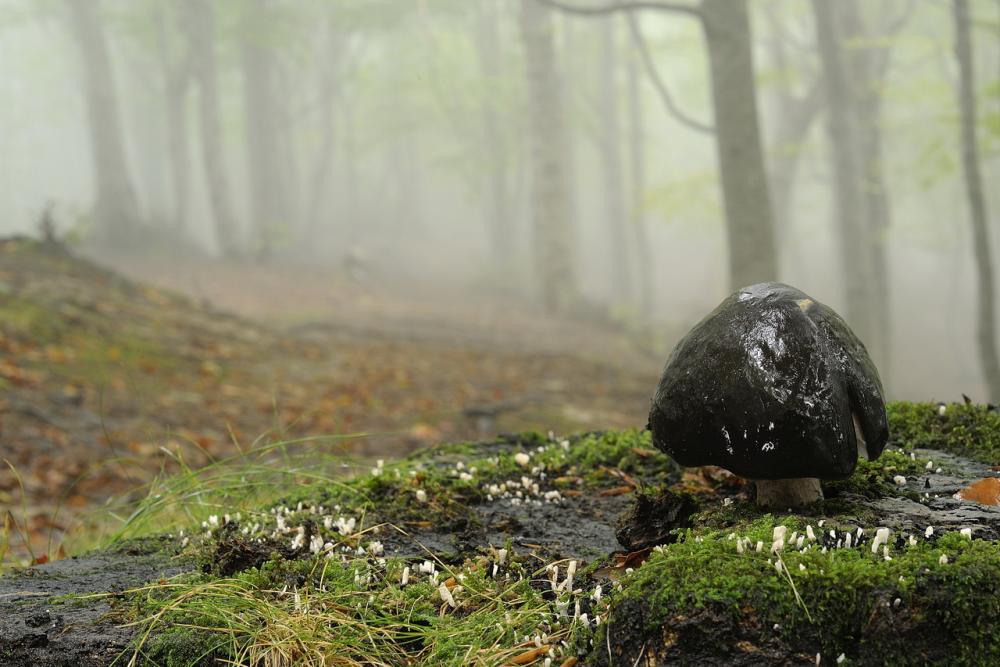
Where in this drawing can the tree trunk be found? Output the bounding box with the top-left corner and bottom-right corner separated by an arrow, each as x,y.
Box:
184,0 -> 241,257
812,0 -> 874,346
65,0 -> 142,243
839,0 -> 896,383
305,23 -> 344,242
520,0 -> 577,314
762,6 -> 823,243
626,32 -> 653,323
241,0 -> 291,258
160,4 -> 191,235
475,0 -> 515,271
598,19 -> 633,307
700,0 -> 777,290
953,0 -> 1000,402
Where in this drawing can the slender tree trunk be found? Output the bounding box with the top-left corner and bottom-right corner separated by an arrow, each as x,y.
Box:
520,0 -> 577,314
184,0 -> 241,257
598,19 -> 633,306
65,0 -> 142,242
475,0 -> 515,270
342,96 -> 360,246
700,0 -> 777,290
164,76 -> 191,234
160,5 -> 191,235
840,0 -> 895,382
626,33 -> 653,322
241,0 -> 291,258
305,23 -> 343,241
762,7 -> 823,242
812,0 -> 873,345
954,0 -> 1000,402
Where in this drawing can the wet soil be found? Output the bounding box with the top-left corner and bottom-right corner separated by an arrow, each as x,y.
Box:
0,537 -> 189,667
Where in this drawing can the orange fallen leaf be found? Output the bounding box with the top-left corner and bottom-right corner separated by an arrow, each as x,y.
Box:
509,645 -> 550,665
956,477 -> 1000,505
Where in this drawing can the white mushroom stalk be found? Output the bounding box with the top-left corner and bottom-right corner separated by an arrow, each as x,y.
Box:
755,477 -> 824,507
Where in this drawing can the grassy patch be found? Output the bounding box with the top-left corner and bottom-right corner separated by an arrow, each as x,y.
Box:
122,551 -> 579,667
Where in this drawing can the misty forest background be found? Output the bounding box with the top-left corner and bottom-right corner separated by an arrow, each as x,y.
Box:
2,0 -> 1000,404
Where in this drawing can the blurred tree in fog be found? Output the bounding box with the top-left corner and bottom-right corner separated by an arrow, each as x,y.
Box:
475,0 -> 518,274
6,0 -> 1000,399
953,0 -> 1000,402
521,0 -> 579,314
64,0 -> 142,243
182,0 -> 241,257
239,0 -> 297,258
813,0 -> 912,375
542,0 -> 777,291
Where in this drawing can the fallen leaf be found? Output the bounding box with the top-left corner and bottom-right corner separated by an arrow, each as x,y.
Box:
630,447 -> 659,458
509,645 -> 550,665
599,485 -> 634,497
956,477 -> 1000,505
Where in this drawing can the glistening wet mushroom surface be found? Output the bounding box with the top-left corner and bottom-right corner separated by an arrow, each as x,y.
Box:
649,282 -> 888,482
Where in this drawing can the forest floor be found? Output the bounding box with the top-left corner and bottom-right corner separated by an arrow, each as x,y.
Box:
4,239 -> 1000,665
0,238 -> 659,563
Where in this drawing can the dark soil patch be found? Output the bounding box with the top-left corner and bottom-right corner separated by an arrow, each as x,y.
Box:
0,537 -> 191,667
615,489 -> 700,551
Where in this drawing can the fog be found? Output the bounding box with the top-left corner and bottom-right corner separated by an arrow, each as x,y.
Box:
2,0 -> 999,401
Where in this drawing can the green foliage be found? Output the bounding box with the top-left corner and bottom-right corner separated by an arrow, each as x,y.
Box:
888,401 -> 1000,465
823,448 -> 928,500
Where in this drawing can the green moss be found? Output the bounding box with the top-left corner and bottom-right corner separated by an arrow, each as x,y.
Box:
253,429 -> 676,557
142,629 -> 226,667
600,520 -> 1000,665
888,401 -> 1000,465
823,449 -> 928,501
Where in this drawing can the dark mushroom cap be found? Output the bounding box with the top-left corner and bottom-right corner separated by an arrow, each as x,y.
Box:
648,282 -> 887,481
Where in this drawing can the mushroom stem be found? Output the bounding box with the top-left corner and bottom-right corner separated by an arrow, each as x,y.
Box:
853,413 -> 869,460
755,478 -> 823,507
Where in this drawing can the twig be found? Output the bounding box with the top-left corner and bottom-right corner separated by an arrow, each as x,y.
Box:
624,10 -> 715,134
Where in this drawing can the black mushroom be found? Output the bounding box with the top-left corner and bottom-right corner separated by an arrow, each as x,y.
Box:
648,282 -> 888,507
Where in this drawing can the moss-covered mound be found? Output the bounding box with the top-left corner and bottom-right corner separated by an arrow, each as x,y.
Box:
594,521 -> 1000,666
889,401 -> 1000,465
